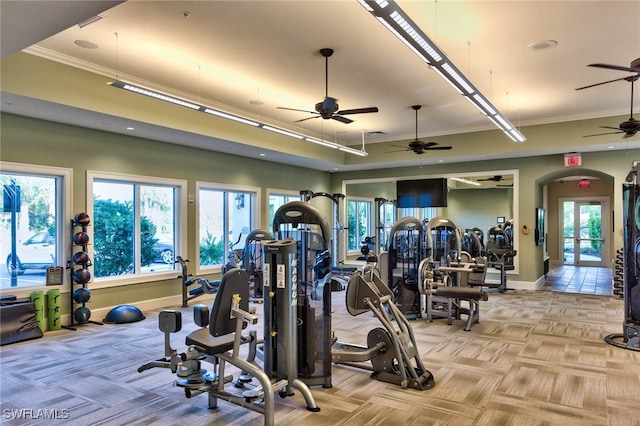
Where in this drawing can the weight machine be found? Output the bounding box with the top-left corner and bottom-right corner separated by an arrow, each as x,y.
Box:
374,197 -> 396,256
242,229 -> 274,303
139,268 -> 319,425
331,264 -> 435,390
419,217 -> 488,331
605,162 -> 640,351
485,226 -> 517,292
380,216 -> 425,319
272,201 -> 333,388
461,227 -> 484,259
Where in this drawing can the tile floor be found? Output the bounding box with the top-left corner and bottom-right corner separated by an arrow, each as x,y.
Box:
540,265 -> 614,295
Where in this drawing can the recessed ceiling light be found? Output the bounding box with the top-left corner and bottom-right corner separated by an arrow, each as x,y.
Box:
527,40 -> 558,52
259,153 -> 266,157
75,40 -> 98,49
249,100 -> 264,106
126,127 -> 134,131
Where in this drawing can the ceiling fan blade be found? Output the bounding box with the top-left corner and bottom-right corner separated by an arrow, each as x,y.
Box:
331,115 -> 353,124
277,106 -> 317,114
294,115 -> 320,123
386,148 -> 411,153
589,63 -> 640,73
583,131 -> 622,138
575,76 -> 632,90
336,106 -> 379,115
600,126 -> 622,130
425,146 -> 453,150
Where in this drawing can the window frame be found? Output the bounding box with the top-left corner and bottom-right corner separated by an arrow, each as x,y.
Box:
196,181 -> 260,275
346,196 -> 373,255
87,170 -> 187,289
0,161 -> 72,297
266,188 -> 300,231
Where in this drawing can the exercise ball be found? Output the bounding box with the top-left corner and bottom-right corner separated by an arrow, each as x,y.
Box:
74,306 -> 91,324
103,305 -> 145,324
72,231 -> 90,246
72,287 -> 91,303
74,212 -> 91,226
72,251 -> 91,266
72,268 -> 91,284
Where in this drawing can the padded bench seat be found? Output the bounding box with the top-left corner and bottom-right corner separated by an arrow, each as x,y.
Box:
185,327 -> 236,355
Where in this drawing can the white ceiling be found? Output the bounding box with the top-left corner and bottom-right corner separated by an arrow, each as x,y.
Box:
1,0 -> 639,173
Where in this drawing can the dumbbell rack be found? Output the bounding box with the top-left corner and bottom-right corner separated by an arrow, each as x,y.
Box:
64,216 -> 102,330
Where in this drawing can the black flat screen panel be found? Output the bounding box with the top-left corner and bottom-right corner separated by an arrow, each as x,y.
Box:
396,178 -> 447,208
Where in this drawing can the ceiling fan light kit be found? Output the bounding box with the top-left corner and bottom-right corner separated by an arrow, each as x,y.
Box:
358,0 -> 526,143
109,80 -> 368,156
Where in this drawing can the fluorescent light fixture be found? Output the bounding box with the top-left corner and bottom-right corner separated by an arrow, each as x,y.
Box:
338,145 -> 368,156
262,125 -> 304,139
358,0 -> 526,143
472,94 -> 496,115
112,81 -> 201,110
450,177 -> 481,186
203,108 -> 259,126
110,80 -> 368,156
304,137 -> 368,156
441,63 -> 474,94
305,137 -> 339,148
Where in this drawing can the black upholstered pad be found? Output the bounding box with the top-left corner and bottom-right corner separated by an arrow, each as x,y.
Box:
185,327 -> 235,355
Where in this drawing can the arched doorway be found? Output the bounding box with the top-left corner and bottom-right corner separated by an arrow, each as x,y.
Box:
538,168 -> 615,294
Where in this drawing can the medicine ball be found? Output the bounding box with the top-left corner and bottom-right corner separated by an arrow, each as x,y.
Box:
72,287 -> 91,303
74,212 -> 91,226
74,306 -> 91,324
72,251 -> 90,266
72,231 -> 90,246
72,268 -> 91,284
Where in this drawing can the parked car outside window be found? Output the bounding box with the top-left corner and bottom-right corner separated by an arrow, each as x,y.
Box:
6,231 -> 56,275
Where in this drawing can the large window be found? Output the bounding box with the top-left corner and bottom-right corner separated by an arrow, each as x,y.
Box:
197,183 -> 258,272
1,162 -> 70,291
88,172 -> 186,284
268,190 -> 300,229
347,198 -> 372,253
378,201 -> 397,251
397,207 -> 436,223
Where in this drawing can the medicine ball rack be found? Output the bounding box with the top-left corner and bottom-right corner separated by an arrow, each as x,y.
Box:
63,213 -> 102,330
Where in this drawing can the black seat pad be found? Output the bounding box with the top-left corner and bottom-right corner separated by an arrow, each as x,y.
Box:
185,327 -> 235,355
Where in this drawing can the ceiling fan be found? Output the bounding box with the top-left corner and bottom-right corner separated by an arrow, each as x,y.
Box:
389,105 -> 453,154
277,48 -> 378,124
575,58 -> 640,91
577,58 -> 640,138
477,175 -> 506,182
476,175 -> 513,187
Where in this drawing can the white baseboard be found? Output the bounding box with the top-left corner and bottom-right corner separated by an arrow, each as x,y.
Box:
57,293 -> 216,328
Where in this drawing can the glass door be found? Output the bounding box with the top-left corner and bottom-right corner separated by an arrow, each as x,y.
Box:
562,200 -> 606,266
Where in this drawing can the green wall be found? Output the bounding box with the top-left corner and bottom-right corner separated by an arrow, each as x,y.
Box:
1,112 -> 331,313
332,150 -> 638,284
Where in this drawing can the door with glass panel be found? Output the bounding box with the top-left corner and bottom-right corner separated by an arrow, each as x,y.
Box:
562,199 -> 607,266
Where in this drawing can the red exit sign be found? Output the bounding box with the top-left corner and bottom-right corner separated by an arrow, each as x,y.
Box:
564,153 -> 582,167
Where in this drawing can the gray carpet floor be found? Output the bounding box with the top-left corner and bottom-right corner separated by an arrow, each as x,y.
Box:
1,288 -> 638,425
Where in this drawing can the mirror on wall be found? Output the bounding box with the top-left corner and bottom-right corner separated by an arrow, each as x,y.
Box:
341,170 -> 519,272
